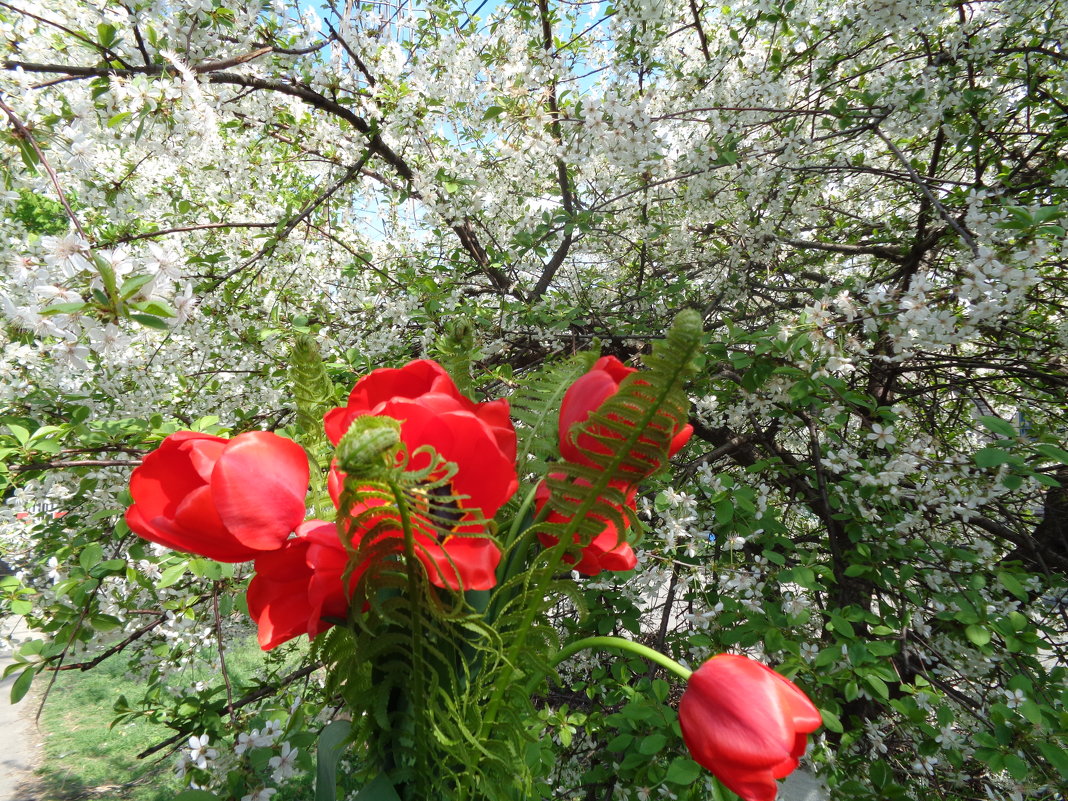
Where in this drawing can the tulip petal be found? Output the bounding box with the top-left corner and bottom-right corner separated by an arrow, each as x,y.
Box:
128,502 -> 260,562
128,437 -> 217,520
178,434 -> 228,482
212,431 -> 310,550
249,541 -> 314,649
345,359 -> 455,412
415,535 -> 501,591
383,401 -> 518,519
715,770 -> 779,801
559,369 -> 621,462
323,406 -> 358,445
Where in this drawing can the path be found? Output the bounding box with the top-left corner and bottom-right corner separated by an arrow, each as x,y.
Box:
0,617 -> 40,801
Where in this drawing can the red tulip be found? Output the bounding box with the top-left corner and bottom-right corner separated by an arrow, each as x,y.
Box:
126,431 -> 310,562
324,359 -> 516,461
534,476 -> 638,575
678,654 -> 822,801
559,356 -> 692,479
324,360 -> 518,591
247,520 -> 356,650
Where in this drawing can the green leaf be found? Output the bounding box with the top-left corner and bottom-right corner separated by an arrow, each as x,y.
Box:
974,447 -> 1011,468
1018,699 -> 1044,726
119,273 -> 155,298
10,666 -> 34,704
129,313 -> 170,330
1035,443 -> 1068,464
1003,753 -> 1029,782
996,571 -> 1029,602
1002,473 -> 1024,490
638,733 -> 667,755
97,22 -> 118,47
136,299 -> 177,318
189,558 -> 224,580
864,674 -> 889,699
869,760 -> 891,789
173,792 -> 223,801
665,757 -> 703,784
1037,740 -> 1068,777
315,719 -> 353,801
819,707 -> 842,733
651,678 -> 669,703
40,301 -> 88,315
157,563 -> 186,588
351,775 -> 402,801
10,599 -> 32,615
965,624 -> 991,647
79,543 -> 103,572
977,415 -> 1016,438
6,424 -> 30,445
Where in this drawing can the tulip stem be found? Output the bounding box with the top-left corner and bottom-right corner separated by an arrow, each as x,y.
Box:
495,485 -> 544,590
527,636 -> 692,697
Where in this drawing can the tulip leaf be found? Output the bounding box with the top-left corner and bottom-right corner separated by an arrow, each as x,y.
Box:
351,774 -> 402,801
315,719 -> 352,801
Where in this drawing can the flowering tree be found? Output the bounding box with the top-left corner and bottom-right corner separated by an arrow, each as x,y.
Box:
1,0 -> 1066,799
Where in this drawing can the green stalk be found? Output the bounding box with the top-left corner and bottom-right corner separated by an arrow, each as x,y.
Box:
523,635 -> 692,697
387,478 -> 425,801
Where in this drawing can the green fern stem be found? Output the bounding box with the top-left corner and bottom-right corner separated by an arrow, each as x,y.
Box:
386,476 -> 427,800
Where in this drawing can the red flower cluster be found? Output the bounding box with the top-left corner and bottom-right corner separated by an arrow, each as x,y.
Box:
125,360 -> 518,649
536,356 -> 692,575
679,654 -> 822,801
125,356 -> 688,642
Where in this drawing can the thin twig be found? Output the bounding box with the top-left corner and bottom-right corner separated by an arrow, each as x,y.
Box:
0,95 -> 86,238
212,581 -> 236,725
136,663 -> 321,759
12,459 -> 142,472
873,126 -> 979,256
46,615 -> 166,671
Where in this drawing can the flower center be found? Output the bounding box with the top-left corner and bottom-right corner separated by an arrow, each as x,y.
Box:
425,481 -> 465,531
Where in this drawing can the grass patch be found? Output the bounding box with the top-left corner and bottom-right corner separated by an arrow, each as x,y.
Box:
31,635 -> 314,801
32,658 -> 183,801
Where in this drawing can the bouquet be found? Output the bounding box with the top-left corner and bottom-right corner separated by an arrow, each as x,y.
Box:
124,311 -> 820,801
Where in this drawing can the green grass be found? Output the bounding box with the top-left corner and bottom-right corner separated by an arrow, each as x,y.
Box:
32,658 -> 184,801
31,636 -> 314,801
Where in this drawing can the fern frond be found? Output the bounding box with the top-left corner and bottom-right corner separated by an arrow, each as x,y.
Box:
288,334 -> 338,512
289,333 -> 337,447
509,353 -> 594,479
429,317 -> 477,399
539,309 -> 703,547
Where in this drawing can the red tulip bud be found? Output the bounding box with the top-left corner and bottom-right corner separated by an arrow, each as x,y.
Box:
678,654 -> 822,801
